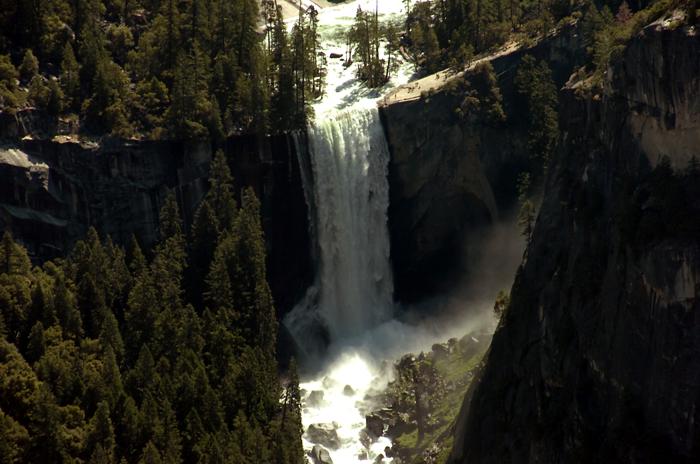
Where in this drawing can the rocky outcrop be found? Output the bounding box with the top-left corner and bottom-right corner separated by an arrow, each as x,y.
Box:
0,132 -> 312,315
611,12 -> 700,169
380,22 -> 585,303
450,19 -> 700,463
309,445 -> 333,464
306,423 -> 341,450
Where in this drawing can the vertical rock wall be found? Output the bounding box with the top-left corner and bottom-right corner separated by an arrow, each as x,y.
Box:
0,133 -> 312,315
449,20 -> 700,464
379,23 -> 584,303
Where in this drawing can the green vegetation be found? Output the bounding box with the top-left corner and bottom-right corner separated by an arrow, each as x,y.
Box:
585,0 -> 694,84
450,61 -> 506,125
517,172 -> 536,244
577,0 -> 700,87
348,5 -> 402,88
388,334 -> 488,463
404,0 -> 574,71
404,0 -> 693,76
493,289 -> 510,321
514,55 -> 558,171
0,0 -> 324,138
0,153 -> 305,463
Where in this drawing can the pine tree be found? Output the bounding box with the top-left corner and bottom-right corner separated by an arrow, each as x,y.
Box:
127,345 -> 158,401
60,43 -> 80,111
158,189 -> 184,244
138,441 -> 163,464
27,279 -> 57,328
0,408 -> 30,463
1,231 -> 32,276
205,231 -> 237,322
19,49 -> 39,83
124,268 -> 158,362
233,188 -> 277,356
104,237 -> 132,313
127,236 -> 147,280
207,150 -> 238,231
26,321 -> 46,363
516,172 -> 535,244
277,358 -> 305,464
183,409 -> 206,463
87,401 -> 116,462
117,395 -> 142,462
188,198 -> 219,309
157,400 -> 182,463
100,346 -> 124,410
99,310 -> 124,362
472,62 -> 506,124
514,55 -> 559,170
76,274 -> 108,338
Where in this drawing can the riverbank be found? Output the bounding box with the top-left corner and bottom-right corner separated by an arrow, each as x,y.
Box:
378,332 -> 490,464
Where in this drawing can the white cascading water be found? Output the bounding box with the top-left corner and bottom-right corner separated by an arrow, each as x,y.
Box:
284,1 -> 416,462
307,105 -> 394,341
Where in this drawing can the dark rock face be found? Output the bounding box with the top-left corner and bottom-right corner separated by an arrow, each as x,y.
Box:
450,22 -> 700,464
0,132 -> 312,316
306,423 -> 340,450
309,445 -> 334,464
379,23 -> 585,303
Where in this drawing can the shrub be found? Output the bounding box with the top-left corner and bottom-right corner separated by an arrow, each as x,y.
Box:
19,50 -> 39,83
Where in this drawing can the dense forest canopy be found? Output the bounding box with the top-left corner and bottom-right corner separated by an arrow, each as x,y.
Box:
0,0 -> 324,139
0,151 -> 306,463
1,0 -> 695,137
403,0 -> 697,77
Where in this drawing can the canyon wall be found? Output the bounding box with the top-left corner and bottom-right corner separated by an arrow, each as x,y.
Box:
380,23 -> 585,303
450,18 -> 700,463
0,127 -> 312,315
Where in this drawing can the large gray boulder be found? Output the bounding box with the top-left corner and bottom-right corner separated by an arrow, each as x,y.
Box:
306,390 -> 324,407
306,423 -> 340,450
309,445 -> 333,464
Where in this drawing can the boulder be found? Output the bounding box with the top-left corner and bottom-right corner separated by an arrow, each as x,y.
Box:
309,445 -> 333,464
447,337 -> 459,352
431,343 -> 449,360
342,384 -> 355,396
306,390 -> 325,408
322,376 -> 336,389
359,429 -> 371,449
329,52 -> 343,59
365,413 -> 385,437
306,423 -> 340,450
458,333 -> 486,359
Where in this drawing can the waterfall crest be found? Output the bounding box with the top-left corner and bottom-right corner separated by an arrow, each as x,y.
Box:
287,104 -> 394,353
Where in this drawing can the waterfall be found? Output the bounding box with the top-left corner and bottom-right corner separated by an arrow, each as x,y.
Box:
311,105 -> 394,338
286,2 -> 417,462
287,104 -> 394,353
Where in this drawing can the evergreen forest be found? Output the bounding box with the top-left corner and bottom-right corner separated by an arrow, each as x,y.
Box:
0,151 -> 306,463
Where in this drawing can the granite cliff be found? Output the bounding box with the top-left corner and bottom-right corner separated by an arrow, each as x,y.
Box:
450,16 -> 700,463
379,23 -> 585,303
0,125 -> 312,315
